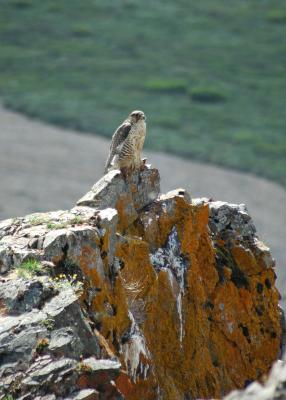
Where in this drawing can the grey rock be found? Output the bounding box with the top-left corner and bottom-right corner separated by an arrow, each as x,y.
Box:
252,238 -> 275,268
191,197 -> 210,206
0,278 -> 100,397
67,226 -> 100,261
160,187 -> 191,204
77,166 -> 160,212
77,170 -> 125,209
42,226 -> 103,279
25,357 -> 76,382
0,244 -> 14,273
97,208 -> 118,268
209,201 -> 256,242
43,229 -> 69,260
0,278 -> 56,314
96,208 -> 118,229
21,356 -> 78,397
128,167 -> 160,210
70,206 -> 99,220
43,288 -> 100,359
49,327 -> 77,353
0,313 -> 47,366
0,218 -> 22,241
71,389 -> 99,400
81,357 -> 121,372
150,226 -> 189,290
0,237 -> 40,274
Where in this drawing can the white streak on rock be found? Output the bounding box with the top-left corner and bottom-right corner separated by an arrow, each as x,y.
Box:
227,322 -> 234,334
177,292 -> 184,343
149,227 -> 189,345
122,312 -> 150,383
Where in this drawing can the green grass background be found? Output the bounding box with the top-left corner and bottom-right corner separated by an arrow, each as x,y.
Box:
0,0 -> 285,185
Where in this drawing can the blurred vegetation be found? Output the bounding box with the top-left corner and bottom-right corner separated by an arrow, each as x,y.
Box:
0,0 -> 285,185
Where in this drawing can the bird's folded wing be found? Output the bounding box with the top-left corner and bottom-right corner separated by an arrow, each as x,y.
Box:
112,122 -> 132,147
104,122 -> 132,171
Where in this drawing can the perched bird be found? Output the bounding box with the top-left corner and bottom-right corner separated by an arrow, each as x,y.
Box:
104,110 -> 146,173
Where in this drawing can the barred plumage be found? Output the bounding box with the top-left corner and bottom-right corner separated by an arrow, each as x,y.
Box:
104,110 -> 146,173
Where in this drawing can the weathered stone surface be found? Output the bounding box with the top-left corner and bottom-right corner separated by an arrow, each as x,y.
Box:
224,355 -> 286,400
77,168 -> 160,212
209,201 -> 257,241
72,389 -> 99,400
77,170 -> 126,209
0,281 -> 102,398
77,167 -> 160,232
76,358 -> 122,396
80,358 -> 121,372
0,278 -> 56,313
0,165 -> 282,399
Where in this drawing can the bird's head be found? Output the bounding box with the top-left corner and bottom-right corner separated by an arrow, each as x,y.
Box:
129,110 -> 146,123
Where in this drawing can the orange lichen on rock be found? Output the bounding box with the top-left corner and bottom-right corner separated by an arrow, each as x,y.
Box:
0,166 -> 283,400
71,169 -> 281,399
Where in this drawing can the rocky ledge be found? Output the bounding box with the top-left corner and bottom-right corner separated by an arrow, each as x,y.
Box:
0,165 -> 283,399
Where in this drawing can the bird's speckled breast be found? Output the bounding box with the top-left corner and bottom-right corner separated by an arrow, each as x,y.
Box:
118,119 -> 146,168
132,119 -> 146,149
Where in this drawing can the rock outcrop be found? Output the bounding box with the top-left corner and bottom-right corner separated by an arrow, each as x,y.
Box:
0,165 -> 282,399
